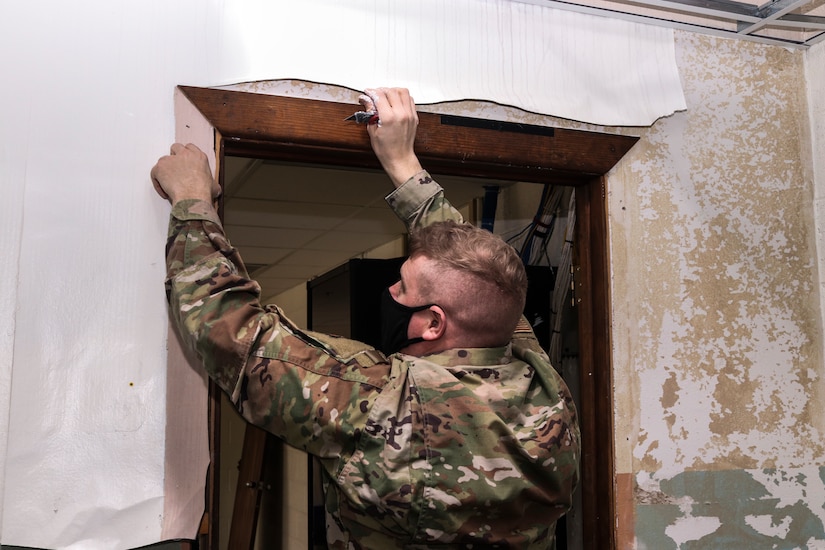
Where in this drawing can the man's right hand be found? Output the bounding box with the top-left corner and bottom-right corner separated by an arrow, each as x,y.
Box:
150,143 -> 220,205
362,88 -> 425,188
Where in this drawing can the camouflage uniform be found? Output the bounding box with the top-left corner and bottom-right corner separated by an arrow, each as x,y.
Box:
165,171 -> 580,549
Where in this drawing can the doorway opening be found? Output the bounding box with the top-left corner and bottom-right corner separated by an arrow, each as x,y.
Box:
174,85 -> 638,550
219,158 -> 578,548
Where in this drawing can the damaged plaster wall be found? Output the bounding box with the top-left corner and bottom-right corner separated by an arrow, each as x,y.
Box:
610,32 -> 825,548
811,41 -> 825,358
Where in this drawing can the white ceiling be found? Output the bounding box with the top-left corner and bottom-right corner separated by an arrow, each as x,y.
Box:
222,158 -> 512,301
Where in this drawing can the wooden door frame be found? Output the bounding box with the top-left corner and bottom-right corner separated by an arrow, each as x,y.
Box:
177,85 -> 637,550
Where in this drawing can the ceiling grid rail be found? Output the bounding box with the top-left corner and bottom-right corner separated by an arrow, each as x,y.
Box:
516,0 -> 825,47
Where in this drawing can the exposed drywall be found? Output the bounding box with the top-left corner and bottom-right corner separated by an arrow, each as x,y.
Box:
610,31 -> 825,547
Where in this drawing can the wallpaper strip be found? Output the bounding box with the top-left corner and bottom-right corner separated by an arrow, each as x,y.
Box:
215,0 -> 686,126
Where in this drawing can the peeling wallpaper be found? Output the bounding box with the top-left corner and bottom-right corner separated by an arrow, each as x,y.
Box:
610,32 -> 825,547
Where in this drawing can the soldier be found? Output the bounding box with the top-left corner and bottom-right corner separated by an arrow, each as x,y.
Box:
151,87 -> 580,549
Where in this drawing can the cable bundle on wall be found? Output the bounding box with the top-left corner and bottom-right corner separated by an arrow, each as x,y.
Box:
507,184 -> 576,366
548,190 -> 575,365
511,185 -> 566,266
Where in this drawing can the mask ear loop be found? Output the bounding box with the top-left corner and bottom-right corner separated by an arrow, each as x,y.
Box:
379,287 -> 435,355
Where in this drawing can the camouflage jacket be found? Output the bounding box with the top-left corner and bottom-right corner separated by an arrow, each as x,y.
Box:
165,171 -> 580,549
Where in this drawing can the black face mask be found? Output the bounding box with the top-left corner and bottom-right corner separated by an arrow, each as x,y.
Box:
379,287 -> 435,355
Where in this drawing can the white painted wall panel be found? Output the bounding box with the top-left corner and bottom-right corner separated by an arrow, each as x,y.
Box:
0,2 -> 217,547
0,54 -> 28,544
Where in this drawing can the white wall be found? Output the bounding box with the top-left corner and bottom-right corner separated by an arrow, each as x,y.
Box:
0,2 -> 229,548
0,64 -> 25,544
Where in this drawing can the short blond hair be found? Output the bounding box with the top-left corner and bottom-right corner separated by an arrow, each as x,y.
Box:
408,220 -> 527,347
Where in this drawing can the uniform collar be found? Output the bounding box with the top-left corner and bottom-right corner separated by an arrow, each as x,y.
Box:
408,344 -> 513,368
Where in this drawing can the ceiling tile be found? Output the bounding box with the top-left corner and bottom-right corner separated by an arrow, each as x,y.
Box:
255,263 -> 322,280
277,248 -> 355,268
222,159 -> 517,302
224,225 -> 322,249
305,230 -> 401,253
223,198 -> 363,230
233,162 -> 391,206
228,245 -> 292,266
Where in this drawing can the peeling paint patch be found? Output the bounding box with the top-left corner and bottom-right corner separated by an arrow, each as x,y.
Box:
609,27 -> 825,550
665,515 -> 722,546
635,468 -> 825,548
744,514 -> 792,539
618,30 -> 822,483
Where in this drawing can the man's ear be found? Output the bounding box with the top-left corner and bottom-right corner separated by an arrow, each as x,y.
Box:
420,305 -> 447,341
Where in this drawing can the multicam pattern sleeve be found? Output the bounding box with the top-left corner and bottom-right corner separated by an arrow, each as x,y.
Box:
164,199 -> 393,458
385,170 -> 464,229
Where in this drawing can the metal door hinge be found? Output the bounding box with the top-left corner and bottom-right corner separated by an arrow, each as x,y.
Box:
571,264 -> 582,307
244,480 -> 271,491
